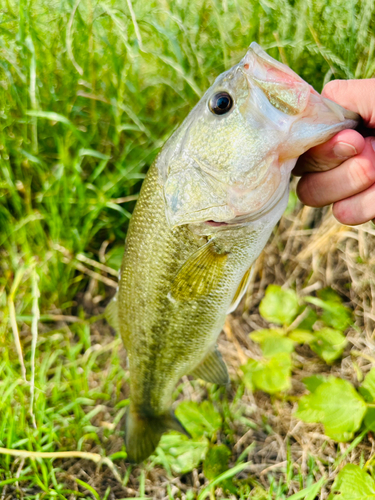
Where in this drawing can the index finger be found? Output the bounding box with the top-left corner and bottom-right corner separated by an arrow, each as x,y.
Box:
293,128 -> 365,175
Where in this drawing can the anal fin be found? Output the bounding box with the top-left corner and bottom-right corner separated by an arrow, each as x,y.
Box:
171,239 -> 228,301
105,295 -> 120,332
227,266 -> 252,314
191,346 -> 229,385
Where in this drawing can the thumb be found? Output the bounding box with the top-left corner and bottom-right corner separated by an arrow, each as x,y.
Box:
322,79 -> 375,128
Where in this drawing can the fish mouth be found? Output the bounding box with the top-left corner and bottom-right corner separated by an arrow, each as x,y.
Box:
205,220 -> 229,227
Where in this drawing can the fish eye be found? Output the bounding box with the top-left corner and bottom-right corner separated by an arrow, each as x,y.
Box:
209,92 -> 233,115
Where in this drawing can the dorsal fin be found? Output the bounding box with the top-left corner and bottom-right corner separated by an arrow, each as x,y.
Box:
171,240 -> 228,301
190,346 -> 229,385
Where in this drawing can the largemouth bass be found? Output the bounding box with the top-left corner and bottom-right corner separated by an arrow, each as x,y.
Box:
106,43 -> 359,463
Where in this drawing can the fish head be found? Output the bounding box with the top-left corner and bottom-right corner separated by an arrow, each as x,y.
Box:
157,42 -> 359,229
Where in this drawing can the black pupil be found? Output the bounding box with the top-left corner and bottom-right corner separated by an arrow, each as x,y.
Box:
210,92 -> 233,115
217,96 -> 229,109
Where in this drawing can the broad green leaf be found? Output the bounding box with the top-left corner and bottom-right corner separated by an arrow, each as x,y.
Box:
303,375 -> 327,393
156,434 -> 209,474
252,353 -> 292,394
295,394 -> 325,423
328,464 -> 375,500
259,285 -> 299,325
203,444 -> 236,493
317,287 -> 343,303
364,408 -> 375,432
325,431 -> 354,442
240,358 -> 258,391
241,353 -> 292,394
261,335 -> 294,357
203,444 -> 231,480
176,401 -> 222,439
321,306 -> 352,331
295,377 -> 367,441
310,327 -> 347,363
304,296 -> 352,330
295,307 -> 318,330
288,329 -> 315,344
360,368 -> 375,402
250,328 -> 285,343
250,329 -> 294,356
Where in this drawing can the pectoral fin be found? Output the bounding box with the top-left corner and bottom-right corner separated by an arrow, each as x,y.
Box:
191,346 -> 229,385
105,295 -> 120,332
227,267 -> 252,314
171,240 -> 228,301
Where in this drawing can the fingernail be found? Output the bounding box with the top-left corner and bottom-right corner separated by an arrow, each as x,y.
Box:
371,137 -> 375,153
333,142 -> 358,158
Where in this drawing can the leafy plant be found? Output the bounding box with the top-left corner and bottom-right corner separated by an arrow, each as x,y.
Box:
241,352 -> 292,394
153,401 -> 223,474
295,377 -> 367,441
177,401 -> 222,439
155,434 -> 209,474
259,285 -> 299,326
309,327 -> 347,363
295,370 -> 375,442
240,285 -> 353,396
328,464 -> 375,500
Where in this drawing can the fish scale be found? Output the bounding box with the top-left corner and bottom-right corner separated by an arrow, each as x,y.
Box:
106,42 -> 360,463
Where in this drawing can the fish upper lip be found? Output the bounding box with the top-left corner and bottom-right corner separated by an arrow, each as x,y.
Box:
204,220 -> 229,227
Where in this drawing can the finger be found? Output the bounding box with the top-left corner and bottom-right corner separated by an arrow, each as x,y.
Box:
293,129 -> 365,175
333,182 -> 375,225
296,137 -> 375,207
322,79 -> 375,128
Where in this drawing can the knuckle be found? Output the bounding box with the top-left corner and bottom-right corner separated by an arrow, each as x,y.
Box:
297,176 -> 320,207
296,178 -> 310,203
348,156 -> 375,188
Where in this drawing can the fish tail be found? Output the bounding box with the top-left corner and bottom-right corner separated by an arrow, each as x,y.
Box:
125,405 -> 191,463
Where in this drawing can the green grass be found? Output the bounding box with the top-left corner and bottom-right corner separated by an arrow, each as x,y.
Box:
1,0 -> 375,498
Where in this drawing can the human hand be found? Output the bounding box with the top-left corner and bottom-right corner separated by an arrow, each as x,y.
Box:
293,79 -> 375,225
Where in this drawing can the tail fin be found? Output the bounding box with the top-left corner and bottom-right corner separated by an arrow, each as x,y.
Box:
125,406 -> 191,463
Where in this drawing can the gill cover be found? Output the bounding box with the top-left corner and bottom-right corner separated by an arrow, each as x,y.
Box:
157,42 -> 359,228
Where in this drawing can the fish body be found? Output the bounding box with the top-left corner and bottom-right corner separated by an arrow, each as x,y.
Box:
107,43 -> 359,463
